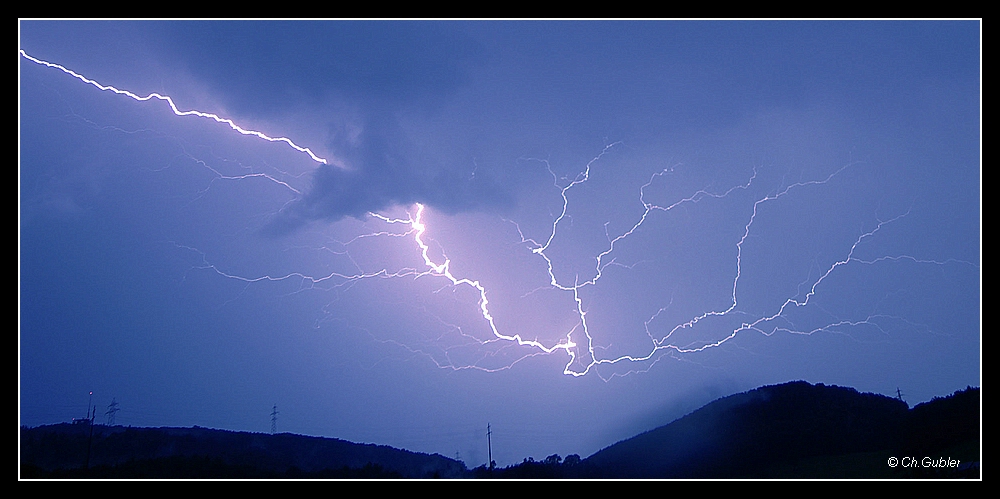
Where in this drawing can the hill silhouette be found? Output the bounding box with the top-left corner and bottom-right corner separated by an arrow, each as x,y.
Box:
20,424 -> 465,478
20,381 -> 979,479
578,381 -> 979,478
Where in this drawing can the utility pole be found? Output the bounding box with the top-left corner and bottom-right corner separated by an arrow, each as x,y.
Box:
85,392 -> 95,469
270,404 -> 279,435
896,387 -> 906,404
487,423 -> 493,471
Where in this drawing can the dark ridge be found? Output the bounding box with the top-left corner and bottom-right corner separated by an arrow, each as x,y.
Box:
19,424 -> 464,479
21,382 -> 979,479
578,381 -> 979,478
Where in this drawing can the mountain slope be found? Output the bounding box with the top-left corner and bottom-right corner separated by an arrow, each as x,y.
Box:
582,381 -> 978,478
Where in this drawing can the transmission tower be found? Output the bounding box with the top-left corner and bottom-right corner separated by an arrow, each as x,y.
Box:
270,404 -> 279,434
105,398 -> 120,426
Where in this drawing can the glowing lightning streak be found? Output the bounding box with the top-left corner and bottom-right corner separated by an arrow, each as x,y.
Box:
357,154 -> 855,377
28,50 -> 966,380
19,50 -> 329,165
15,50 -> 698,376
18,49 -> 590,373
485,151 -> 968,379
371,206 -> 581,373
162,141 -> 971,380
176,150 -> 949,380
557,159 -> 903,377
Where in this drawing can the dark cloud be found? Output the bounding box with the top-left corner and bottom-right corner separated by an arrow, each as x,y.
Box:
264,108 -> 513,234
153,21 -> 485,114
150,21 -> 508,226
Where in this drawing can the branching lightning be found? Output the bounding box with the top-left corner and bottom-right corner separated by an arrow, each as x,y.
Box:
21,50 -> 975,381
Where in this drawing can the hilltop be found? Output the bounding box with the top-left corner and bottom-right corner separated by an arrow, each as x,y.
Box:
480,381 -> 980,479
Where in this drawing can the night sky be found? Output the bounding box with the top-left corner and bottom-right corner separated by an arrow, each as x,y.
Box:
19,20 -> 980,467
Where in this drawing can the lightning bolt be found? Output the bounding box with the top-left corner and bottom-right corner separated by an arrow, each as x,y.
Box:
19,50 -> 329,165
362,152 -> 974,379
22,50 -> 976,381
